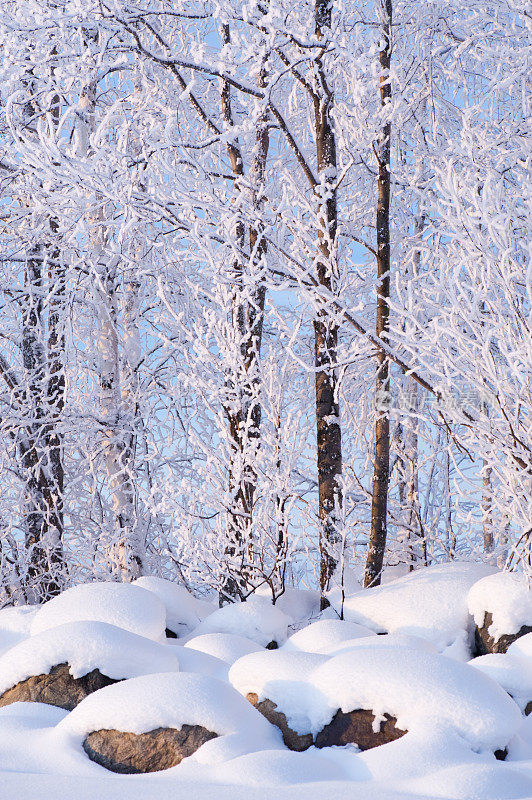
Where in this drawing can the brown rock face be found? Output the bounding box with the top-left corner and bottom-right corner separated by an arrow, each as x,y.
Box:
83,725 -> 219,773
315,708 -> 407,750
0,663 -> 116,711
246,692 -> 313,751
475,612 -> 532,655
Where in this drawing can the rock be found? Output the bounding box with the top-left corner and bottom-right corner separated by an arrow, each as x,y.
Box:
83,724 -> 218,773
0,662 -> 116,711
165,627 -> 178,639
475,612 -> 532,655
315,708 -> 407,750
246,692 -> 313,751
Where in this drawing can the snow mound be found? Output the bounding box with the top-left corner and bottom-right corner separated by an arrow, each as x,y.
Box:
185,633 -> 262,665
192,597 -> 290,646
282,619 -> 376,653
0,621 -> 180,695
254,588 -> 321,628
310,646 -> 522,750
229,650 -> 329,735
133,576 -> 215,636
57,672 -> 275,744
0,605 -> 37,656
508,633 -> 532,660
468,572 -> 532,640
342,561 -> 495,650
0,605 -> 38,634
469,653 -> 532,713
325,632 -> 438,657
172,646 -> 228,681
31,582 -> 166,642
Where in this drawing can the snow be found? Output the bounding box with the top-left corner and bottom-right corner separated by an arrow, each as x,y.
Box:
184,633 -> 262,665
57,672 -> 277,747
192,597 -> 290,646
254,587 -> 321,628
324,632 -> 438,657
0,621 -> 180,695
469,653 -> 532,713
0,605 -> 38,634
0,605 -> 37,656
282,618 -> 376,653
2,565 -> 532,799
171,645 -> 228,680
468,572 -> 532,640
133,576 -> 215,636
31,582 -> 167,642
310,646 -> 522,750
341,561 -> 495,651
508,633 -> 532,659
206,748 -> 351,785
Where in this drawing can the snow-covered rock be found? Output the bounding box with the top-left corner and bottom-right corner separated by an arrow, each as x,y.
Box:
324,632 -> 438,657
57,672 -> 279,759
192,597 -> 290,647
468,572 -> 532,654
31,582 -> 166,642
310,646 -> 522,751
229,650 -> 328,749
508,633 -> 532,660
184,633 -> 262,665
470,653 -> 532,714
341,561 -> 495,651
0,621 -> 179,707
282,619 -> 376,654
133,577 -> 215,636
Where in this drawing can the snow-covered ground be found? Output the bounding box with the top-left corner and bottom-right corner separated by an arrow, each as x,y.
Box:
1,562 -> 532,800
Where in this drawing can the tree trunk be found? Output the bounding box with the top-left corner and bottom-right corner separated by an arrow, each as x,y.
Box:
314,0 -> 343,605
22,248 -> 64,601
219,27 -> 269,603
365,0 -> 393,588
77,72 -> 144,580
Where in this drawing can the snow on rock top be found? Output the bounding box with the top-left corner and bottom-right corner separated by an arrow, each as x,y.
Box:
185,633 -> 262,665
57,671 -> 275,742
30,582 -> 166,642
310,646 -> 522,750
0,621 -> 179,695
469,653 -> 532,713
282,618 -> 376,653
341,561 -> 495,649
228,650 -> 329,735
467,572 -> 532,640
508,633 -> 532,660
192,597 -> 290,646
324,632 -> 438,657
133,576 -> 215,636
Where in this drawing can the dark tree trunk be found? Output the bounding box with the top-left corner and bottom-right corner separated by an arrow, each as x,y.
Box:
365,0 -> 393,588
313,0 -> 343,606
22,248 -> 64,601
